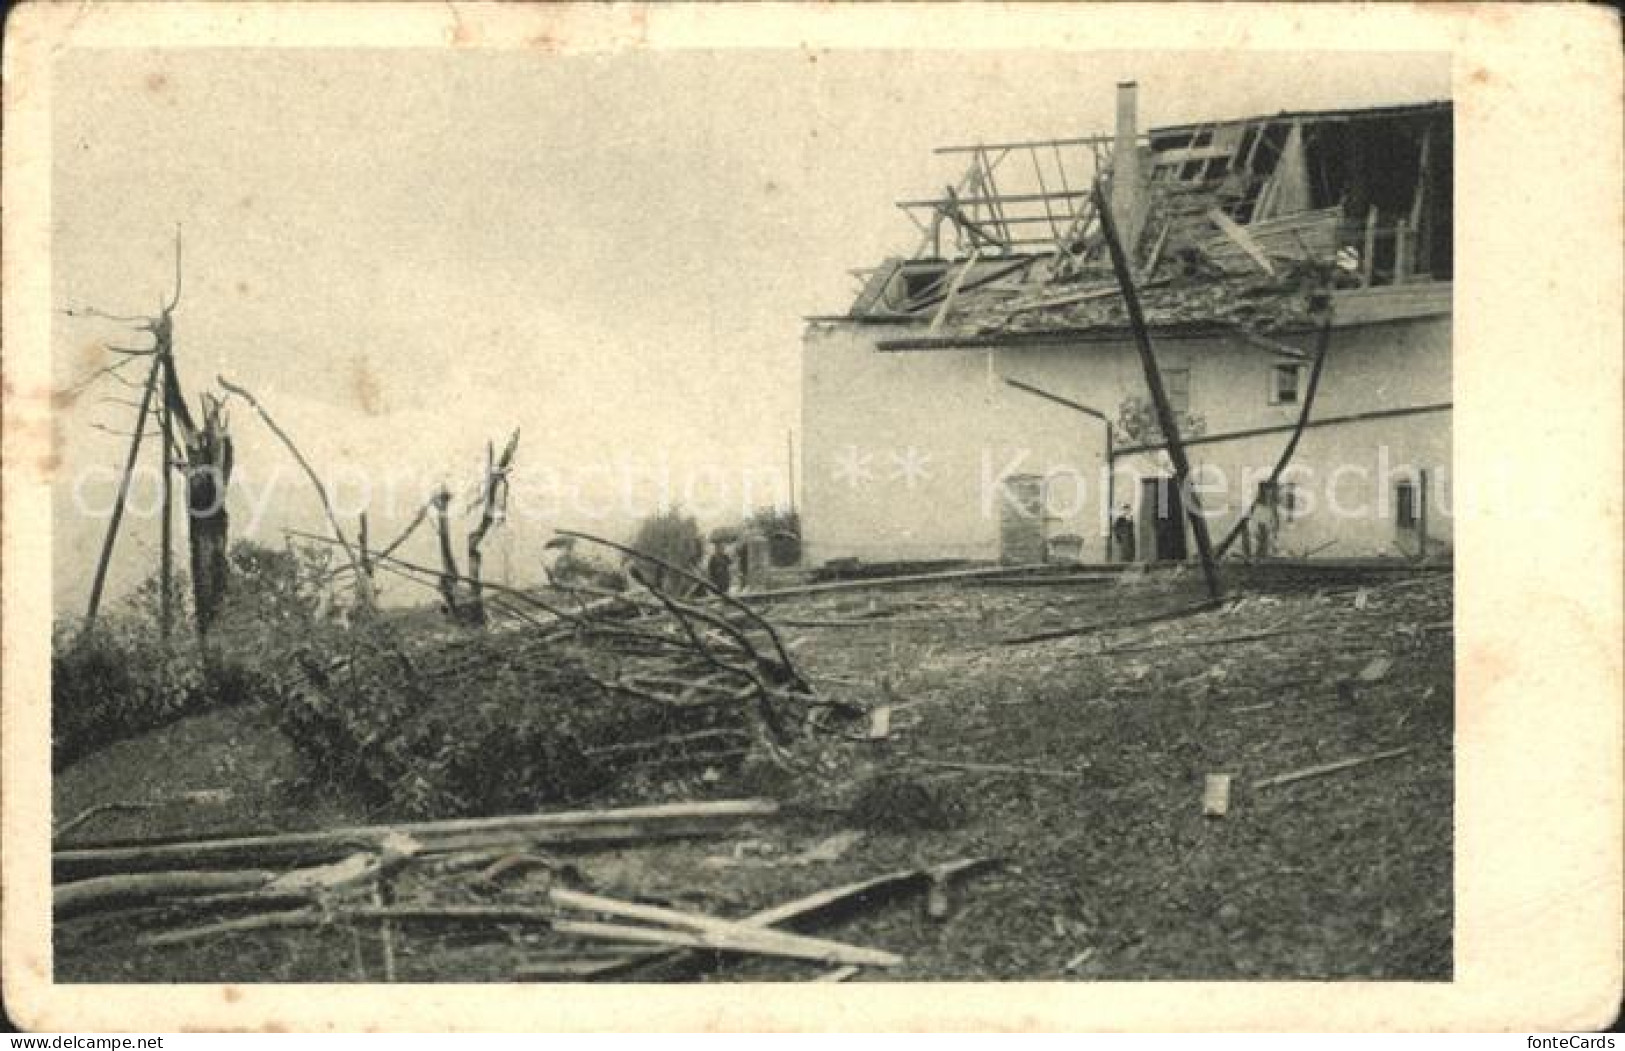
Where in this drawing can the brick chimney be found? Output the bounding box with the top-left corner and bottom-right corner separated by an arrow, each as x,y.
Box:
1112,81 -> 1142,248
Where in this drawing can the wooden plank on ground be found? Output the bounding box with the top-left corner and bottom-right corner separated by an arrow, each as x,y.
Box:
521,858 -> 995,982
550,888 -> 901,967
551,918 -> 900,968
56,800 -> 779,882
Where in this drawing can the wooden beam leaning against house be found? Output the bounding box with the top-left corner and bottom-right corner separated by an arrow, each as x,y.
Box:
1093,179 -> 1223,602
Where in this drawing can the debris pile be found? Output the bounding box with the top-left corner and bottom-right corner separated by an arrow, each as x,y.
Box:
948,265 -> 1328,337
54,796 -> 996,982
268,531 -> 858,818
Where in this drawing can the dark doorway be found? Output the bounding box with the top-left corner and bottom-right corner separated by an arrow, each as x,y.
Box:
999,474 -> 1047,565
1139,476 -> 1188,562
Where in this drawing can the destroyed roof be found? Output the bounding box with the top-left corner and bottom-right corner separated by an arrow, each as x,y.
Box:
1149,99 -> 1451,137
833,96 -> 1451,347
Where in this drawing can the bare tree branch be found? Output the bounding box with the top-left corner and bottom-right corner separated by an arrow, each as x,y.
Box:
1212,303 -> 1337,560
61,307 -> 153,325
88,422 -> 144,439
60,356 -> 140,396
218,375 -> 370,607
559,530 -> 803,687
164,225 -> 183,313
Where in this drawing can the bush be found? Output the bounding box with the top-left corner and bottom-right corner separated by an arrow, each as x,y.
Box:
749,507 -> 802,567
628,508 -> 704,595
51,539 -> 329,771
51,622 -> 213,771
270,624 -> 735,818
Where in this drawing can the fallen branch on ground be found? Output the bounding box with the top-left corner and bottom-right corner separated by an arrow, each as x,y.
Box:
1003,598 -> 1226,646
909,758 -> 1095,779
1251,747 -> 1416,791
1102,625 -> 1318,655
53,792 -> 233,842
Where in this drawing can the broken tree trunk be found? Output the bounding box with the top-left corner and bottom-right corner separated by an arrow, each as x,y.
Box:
56,868 -> 280,920
464,429 -> 520,628
430,487 -> 464,620
1093,180 -> 1222,602
169,387 -> 234,637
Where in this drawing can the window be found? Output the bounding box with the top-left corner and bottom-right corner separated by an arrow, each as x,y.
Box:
900,267 -> 947,302
1164,368 -> 1191,413
1271,363 -> 1303,405
1396,481 -> 1418,529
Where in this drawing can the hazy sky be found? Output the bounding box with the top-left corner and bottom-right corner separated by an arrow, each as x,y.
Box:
51,47 -> 1448,610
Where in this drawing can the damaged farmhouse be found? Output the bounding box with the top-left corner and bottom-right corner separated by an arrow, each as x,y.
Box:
803,85 -> 1451,569
48,52 -> 1457,990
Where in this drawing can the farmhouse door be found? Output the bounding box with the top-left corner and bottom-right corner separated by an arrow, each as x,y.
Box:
1139,476 -> 1189,563
999,474 -> 1046,565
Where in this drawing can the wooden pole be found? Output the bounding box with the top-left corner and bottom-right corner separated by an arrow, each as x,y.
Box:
1394,218 -> 1411,283
159,354 -> 174,640
86,355 -> 164,626
1361,206 -> 1377,287
1092,180 -> 1223,602
786,429 -> 797,515
1417,468 -> 1430,561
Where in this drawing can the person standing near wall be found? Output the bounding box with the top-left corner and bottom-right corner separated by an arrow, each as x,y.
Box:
707,540 -> 734,594
1112,505 -> 1137,563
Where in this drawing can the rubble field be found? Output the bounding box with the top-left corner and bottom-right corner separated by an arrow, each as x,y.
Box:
55,569 -> 1452,982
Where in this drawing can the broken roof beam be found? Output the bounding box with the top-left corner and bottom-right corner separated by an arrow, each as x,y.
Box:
1148,99 -> 1451,139
973,148 -> 1016,247
933,132 -> 1138,155
898,189 -> 1089,209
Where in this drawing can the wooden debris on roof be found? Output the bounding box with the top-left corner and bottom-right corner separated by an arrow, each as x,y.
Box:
1198,207 -> 1343,275
1205,207 -> 1277,276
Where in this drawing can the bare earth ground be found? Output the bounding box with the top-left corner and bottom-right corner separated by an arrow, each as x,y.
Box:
54,571 -> 1452,982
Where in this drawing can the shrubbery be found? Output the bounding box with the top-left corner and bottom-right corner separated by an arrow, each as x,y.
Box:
748,507 -> 802,566
51,622 -> 212,771
55,526 -> 757,816
628,508 -> 704,595
269,625 -> 736,818
51,540 -> 330,771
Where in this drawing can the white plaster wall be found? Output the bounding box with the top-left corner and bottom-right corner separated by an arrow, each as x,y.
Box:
801,302 -> 1451,566
801,322 -> 1003,565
